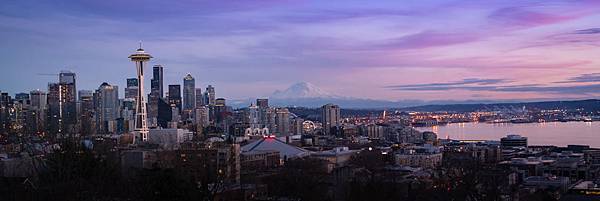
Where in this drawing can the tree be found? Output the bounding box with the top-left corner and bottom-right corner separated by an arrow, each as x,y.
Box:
264,158 -> 331,201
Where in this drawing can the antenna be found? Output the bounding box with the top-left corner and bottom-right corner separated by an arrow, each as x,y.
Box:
138,41 -> 142,49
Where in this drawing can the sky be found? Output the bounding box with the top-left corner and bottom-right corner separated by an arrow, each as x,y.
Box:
1,0 -> 600,102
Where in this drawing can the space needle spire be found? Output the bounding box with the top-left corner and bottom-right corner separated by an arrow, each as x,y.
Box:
128,42 -> 152,143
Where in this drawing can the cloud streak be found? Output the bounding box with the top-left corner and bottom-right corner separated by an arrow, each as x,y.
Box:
555,73 -> 600,83
573,28 -> 600,35
387,78 -> 600,95
386,78 -> 509,88
488,7 -> 577,28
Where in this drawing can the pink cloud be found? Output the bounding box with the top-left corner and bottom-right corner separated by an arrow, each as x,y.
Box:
489,7 -> 583,28
379,31 -> 481,49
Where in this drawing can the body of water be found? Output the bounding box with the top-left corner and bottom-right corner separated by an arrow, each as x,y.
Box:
415,121 -> 600,147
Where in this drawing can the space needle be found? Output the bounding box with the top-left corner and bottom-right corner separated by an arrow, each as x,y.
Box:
128,43 -> 152,143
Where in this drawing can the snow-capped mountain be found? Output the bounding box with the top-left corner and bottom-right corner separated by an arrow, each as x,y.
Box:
271,82 -> 341,99
229,82 -> 519,108
261,81 -> 410,108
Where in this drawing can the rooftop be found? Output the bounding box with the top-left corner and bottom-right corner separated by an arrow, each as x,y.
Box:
241,137 -> 309,159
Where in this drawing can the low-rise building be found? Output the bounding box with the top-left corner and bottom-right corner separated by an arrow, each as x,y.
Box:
241,136 -> 310,162
241,150 -> 280,172
148,128 -> 193,148
394,145 -> 443,169
499,157 -> 554,180
523,176 -> 570,191
311,147 -> 358,172
501,134 -> 527,148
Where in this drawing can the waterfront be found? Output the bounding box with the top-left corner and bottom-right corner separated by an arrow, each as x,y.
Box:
415,121 -> 600,147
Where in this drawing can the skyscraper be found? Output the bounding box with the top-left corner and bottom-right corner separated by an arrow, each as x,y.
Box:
256,98 -> 270,130
12,92 -> 30,133
156,98 -> 172,128
246,104 -> 259,128
151,65 -> 164,98
94,83 -> 119,134
129,45 -> 152,142
321,103 -> 341,135
213,98 -> 230,131
30,90 -> 46,110
47,83 -> 61,135
215,98 -> 226,106
183,74 -> 196,111
275,108 -> 290,136
120,98 -> 136,132
256,98 -> 269,108
124,77 -> 139,131
263,108 -> 277,133
15,93 -> 30,102
194,106 -> 209,127
205,85 -> 215,106
147,65 -> 163,124
78,90 -> 94,135
195,88 -> 203,107
29,90 -> 47,133
59,71 -> 77,134
125,78 -> 139,100
168,84 -> 182,112
0,92 -> 12,133
127,78 -> 139,88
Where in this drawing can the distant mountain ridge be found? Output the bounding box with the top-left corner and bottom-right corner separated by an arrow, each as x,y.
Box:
228,82 -> 516,109
401,99 -> 600,112
262,81 -> 427,108
228,82 -> 600,110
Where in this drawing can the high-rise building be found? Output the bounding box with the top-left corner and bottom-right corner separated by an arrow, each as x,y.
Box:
127,77 -> 139,87
262,108 -> 277,133
0,92 -> 12,133
29,90 -> 47,133
183,74 -> 196,111
29,89 -> 48,132
275,108 -> 290,136
256,99 -> 271,130
194,106 -> 210,127
213,98 -> 227,127
168,85 -> 182,112
11,92 -> 30,133
256,99 -> 269,108
59,71 -> 77,134
78,90 -> 94,135
47,83 -> 61,135
195,88 -> 203,107
148,65 -> 163,124
321,103 -> 341,135
292,117 -> 304,135
120,98 -> 135,133
151,65 -> 164,98
157,98 -> 172,128
15,93 -> 30,102
246,104 -> 260,128
215,98 -> 226,106
125,78 -> 139,100
94,83 -> 119,134
205,85 -> 215,106
129,45 -> 152,142
29,90 -> 46,111
124,78 -> 139,130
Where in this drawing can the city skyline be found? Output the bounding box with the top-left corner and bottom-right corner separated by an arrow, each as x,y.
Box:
2,1 -> 600,101
2,2 -> 600,200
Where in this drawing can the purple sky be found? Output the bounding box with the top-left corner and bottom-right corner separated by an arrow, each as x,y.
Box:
1,0 -> 600,101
